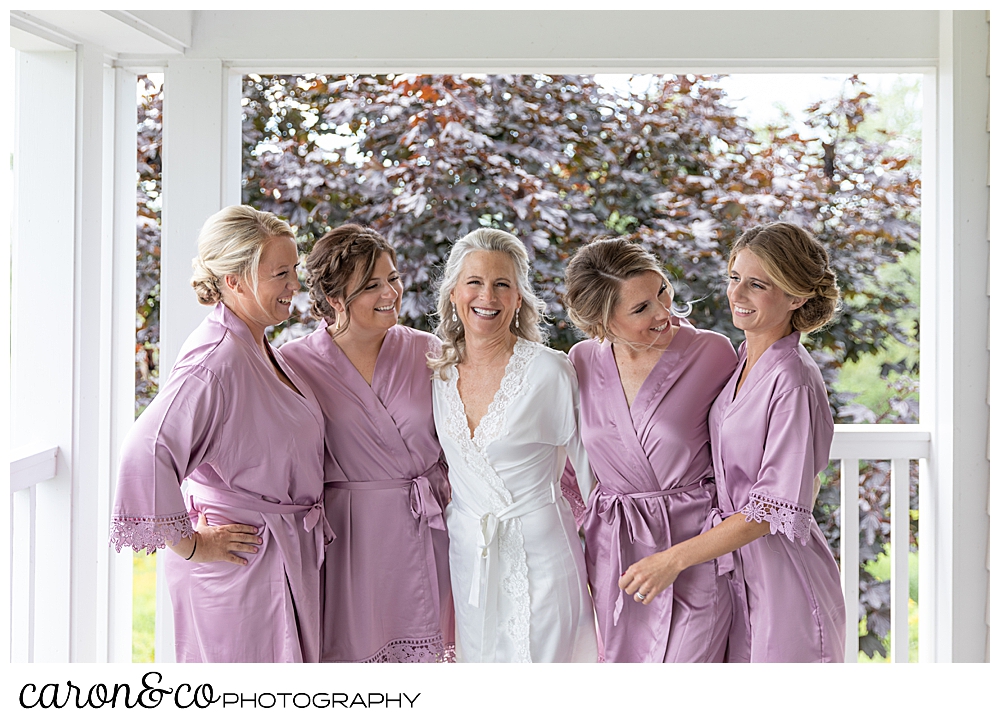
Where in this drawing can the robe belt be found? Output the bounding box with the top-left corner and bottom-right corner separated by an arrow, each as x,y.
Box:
325,462 -> 447,531
590,480 -> 710,625
451,480 -> 561,662
702,507 -> 736,576
186,480 -> 335,568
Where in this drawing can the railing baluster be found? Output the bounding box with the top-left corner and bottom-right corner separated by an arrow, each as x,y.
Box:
840,458 -> 860,663
890,457 -> 910,663
10,486 -> 37,663
28,485 -> 37,663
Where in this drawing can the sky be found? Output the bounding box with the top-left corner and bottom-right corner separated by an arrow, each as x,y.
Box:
597,72 -> 922,135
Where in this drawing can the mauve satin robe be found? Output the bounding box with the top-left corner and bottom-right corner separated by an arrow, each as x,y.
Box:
110,302 -> 330,663
570,318 -> 738,662
280,323 -> 454,662
709,331 -> 847,662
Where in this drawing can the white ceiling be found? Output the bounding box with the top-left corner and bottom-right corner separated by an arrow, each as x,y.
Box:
10,10 -> 188,56
9,9 -> 940,71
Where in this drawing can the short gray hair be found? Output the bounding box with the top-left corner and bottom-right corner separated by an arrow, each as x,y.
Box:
429,228 -> 546,379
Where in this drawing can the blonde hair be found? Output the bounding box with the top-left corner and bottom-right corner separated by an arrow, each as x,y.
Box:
563,236 -> 683,342
303,224 -> 397,339
429,228 -> 546,379
729,222 -> 841,333
190,205 -> 294,305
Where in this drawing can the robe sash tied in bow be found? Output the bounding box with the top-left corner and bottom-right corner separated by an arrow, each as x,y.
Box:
590,479 -> 709,626
187,479 -> 334,567
452,480 -> 561,662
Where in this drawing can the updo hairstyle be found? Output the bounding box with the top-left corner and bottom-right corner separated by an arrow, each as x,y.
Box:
429,228 -> 546,379
190,205 -> 294,306
563,236 -> 681,342
303,224 -> 397,338
729,222 -> 841,333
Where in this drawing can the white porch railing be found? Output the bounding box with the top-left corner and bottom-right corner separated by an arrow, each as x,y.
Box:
831,425 -> 930,663
8,445 -> 59,663
8,426 -> 931,663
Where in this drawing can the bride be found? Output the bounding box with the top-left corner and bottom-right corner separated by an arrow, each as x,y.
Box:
429,228 -> 598,663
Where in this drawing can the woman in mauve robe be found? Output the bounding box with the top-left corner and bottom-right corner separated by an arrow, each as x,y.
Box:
281,323 -> 454,662
110,207 -> 330,662
570,316 -> 738,662
280,223 -> 453,663
618,222 -> 846,663
708,329 -> 846,662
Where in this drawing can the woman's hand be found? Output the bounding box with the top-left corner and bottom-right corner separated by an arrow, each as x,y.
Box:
168,513 -> 262,565
619,513 -> 773,605
619,548 -> 683,605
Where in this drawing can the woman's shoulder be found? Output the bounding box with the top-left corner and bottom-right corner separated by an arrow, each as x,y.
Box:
392,323 -> 442,353
154,323 -> 231,401
765,338 -> 827,396
276,324 -> 324,362
566,338 -> 600,363
522,340 -> 576,382
686,324 -> 736,354
173,314 -> 238,373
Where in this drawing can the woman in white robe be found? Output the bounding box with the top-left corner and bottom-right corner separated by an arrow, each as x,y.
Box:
429,228 -> 598,663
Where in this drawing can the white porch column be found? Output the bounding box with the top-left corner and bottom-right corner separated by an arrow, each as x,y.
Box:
160,59 -> 243,376
921,10 -> 990,662
104,66 -> 143,663
157,58 -> 243,662
11,48 -> 77,663
12,43 -> 141,666
68,41 -> 112,664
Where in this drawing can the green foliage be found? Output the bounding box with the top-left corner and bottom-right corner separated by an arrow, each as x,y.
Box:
858,548 -> 920,662
132,551 -> 156,662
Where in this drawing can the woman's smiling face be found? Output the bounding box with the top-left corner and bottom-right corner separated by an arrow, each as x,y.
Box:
224,234 -> 301,338
727,249 -> 804,342
333,251 -> 403,335
607,270 -> 675,349
449,250 -> 522,342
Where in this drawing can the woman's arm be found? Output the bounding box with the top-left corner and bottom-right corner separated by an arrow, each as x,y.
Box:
618,513 -> 770,604
112,366 -> 256,560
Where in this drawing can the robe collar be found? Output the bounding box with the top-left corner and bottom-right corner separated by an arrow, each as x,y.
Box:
309,319 -> 398,388
212,302 -> 268,359
601,315 -> 694,425
730,329 -> 803,408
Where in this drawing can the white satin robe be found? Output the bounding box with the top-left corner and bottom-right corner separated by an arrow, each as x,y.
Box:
432,339 -> 598,663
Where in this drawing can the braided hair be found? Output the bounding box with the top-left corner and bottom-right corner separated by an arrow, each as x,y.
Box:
304,224 -> 397,338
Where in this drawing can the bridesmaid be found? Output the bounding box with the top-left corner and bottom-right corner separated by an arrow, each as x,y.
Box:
111,205 -> 330,662
619,222 -> 847,662
563,237 -> 737,662
280,224 -> 454,663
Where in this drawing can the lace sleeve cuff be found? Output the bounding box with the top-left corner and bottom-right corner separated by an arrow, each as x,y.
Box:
740,493 -> 812,545
110,512 -> 195,554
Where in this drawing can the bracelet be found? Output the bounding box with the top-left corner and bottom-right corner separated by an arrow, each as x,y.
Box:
184,534 -> 198,561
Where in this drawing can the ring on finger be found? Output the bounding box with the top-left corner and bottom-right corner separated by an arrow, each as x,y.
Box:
636,591 -> 647,601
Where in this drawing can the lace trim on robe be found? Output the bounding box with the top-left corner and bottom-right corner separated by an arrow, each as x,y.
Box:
740,492 -> 812,545
443,338 -> 540,663
354,635 -> 455,663
109,512 -> 195,554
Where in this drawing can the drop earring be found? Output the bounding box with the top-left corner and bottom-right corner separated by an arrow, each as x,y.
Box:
452,304 -> 458,323
515,308 -> 520,329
